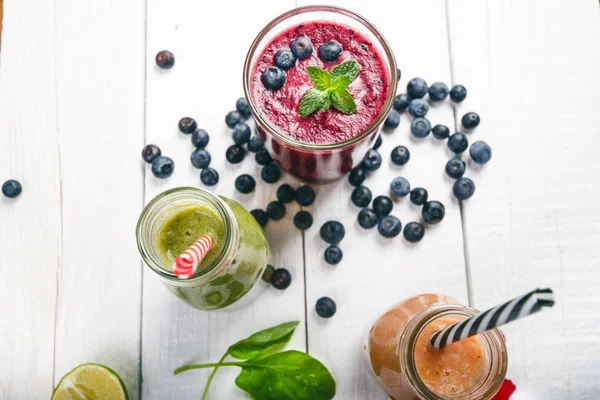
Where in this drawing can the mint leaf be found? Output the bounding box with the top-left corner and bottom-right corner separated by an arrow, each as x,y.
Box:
332,89 -> 357,114
331,75 -> 350,90
299,89 -> 329,117
330,60 -> 360,82
307,66 -> 331,91
228,321 -> 299,360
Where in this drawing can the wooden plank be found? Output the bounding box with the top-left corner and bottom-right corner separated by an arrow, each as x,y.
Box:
50,0 -> 146,398
142,1 -> 303,398
0,1 -> 61,398
446,0 -> 600,398
296,0 -> 468,398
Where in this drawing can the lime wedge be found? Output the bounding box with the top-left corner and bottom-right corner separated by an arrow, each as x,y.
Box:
52,363 -> 128,400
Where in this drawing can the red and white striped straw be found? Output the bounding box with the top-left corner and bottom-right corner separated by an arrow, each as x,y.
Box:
172,235 -> 214,279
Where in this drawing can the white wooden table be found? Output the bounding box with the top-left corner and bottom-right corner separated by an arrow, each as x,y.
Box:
2,0 -> 599,399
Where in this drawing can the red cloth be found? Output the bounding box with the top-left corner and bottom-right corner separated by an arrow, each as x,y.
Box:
492,379 -> 516,400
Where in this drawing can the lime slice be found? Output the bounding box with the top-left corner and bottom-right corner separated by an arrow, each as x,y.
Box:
52,363 -> 128,400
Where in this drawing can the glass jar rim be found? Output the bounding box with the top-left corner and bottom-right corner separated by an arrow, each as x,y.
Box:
242,5 -> 398,151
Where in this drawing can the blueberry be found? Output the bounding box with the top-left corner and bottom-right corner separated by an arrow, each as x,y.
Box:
232,123 -> 251,145
324,245 -> 343,265
450,85 -> 467,103
251,209 -> 269,228
348,166 -> 366,187
396,67 -> 402,81
373,195 -> 393,217
225,144 -> 245,164
390,177 -> 410,198
151,156 -> 174,179
407,78 -> 429,99
261,162 -> 281,183
316,297 -> 336,318
408,99 -> 429,118
274,49 -> 297,70
357,208 -> 378,229
190,149 -> 211,169
236,97 -> 252,118
178,117 -> 197,134
410,188 -> 428,206
391,146 -> 410,166
428,82 -> 449,102
248,136 -> 264,153
445,157 -> 466,179
470,141 -> 492,164
141,144 -> 161,163
294,210 -> 313,230
320,221 -> 345,244
155,50 -> 175,69
225,111 -> 244,129
462,112 -> 480,130
271,268 -> 292,290
255,148 -> 273,165
191,129 -> 210,148
234,174 -> 256,194
2,180 -> 22,198
266,201 -> 286,220
318,40 -> 342,62
403,222 -> 425,243
373,135 -> 383,150
200,167 -> 219,186
277,184 -> 296,203
295,185 -> 316,206
453,177 -> 476,200
291,36 -> 313,59
351,186 -> 372,207
384,110 -> 400,129
432,124 -> 450,140
393,94 -> 410,112
261,66 -> 286,91
378,215 -> 402,238
448,133 -> 469,154
362,149 -> 382,171
422,201 -> 445,224
411,118 -> 431,138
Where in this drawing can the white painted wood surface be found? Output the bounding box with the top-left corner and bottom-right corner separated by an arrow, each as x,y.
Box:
1,0 -> 599,399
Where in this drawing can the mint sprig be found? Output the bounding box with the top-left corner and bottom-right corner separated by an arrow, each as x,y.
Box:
299,60 -> 359,117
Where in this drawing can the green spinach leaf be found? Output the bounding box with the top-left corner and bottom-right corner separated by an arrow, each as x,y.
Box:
228,321 -> 299,360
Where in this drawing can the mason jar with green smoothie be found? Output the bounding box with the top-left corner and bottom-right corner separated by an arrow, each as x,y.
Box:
136,187 -> 270,311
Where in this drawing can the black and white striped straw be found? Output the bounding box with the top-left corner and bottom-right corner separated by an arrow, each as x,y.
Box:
430,288 -> 555,349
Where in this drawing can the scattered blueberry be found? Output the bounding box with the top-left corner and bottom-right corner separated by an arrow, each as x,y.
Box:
393,94 -> 410,112
351,186 -> 372,208
236,97 -> 252,118
234,174 -> 256,194
316,297 -> 336,318
225,111 -> 244,128
403,222 -> 425,243
422,201 -> 445,224
384,110 -> 401,129
276,184 -> 296,203
141,144 -> 161,163
261,162 -> 281,183
291,36 -> 313,59
428,82 -> 449,102
251,209 -> 268,228
255,148 -> 273,165
248,136 -> 264,153
445,157 -> 466,179
294,210 -> 313,230
151,156 -> 174,179
155,50 -> 175,69
373,135 -> 383,150
261,67 -> 286,91
362,149 -> 382,171
396,68 -> 402,81
348,166 -> 366,187
232,123 -> 251,145
178,117 -> 197,134
470,141 -> 492,164
432,124 -> 450,140
411,118 -> 431,138
410,188 -> 428,206
391,146 -> 410,166
190,148 -> 211,169
200,167 -> 219,186
358,208 -> 378,229
408,99 -> 429,118
2,180 -> 22,198
373,195 -> 393,217
450,85 -> 467,103
390,177 -> 410,198
453,177 -> 476,200
191,129 -> 210,148
225,145 -> 245,164
407,77 -> 428,99
447,133 -> 469,154
295,185 -> 316,206
324,245 -> 343,265
274,49 -> 297,70
378,215 -> 402,238
461,112 -> 480,130
320,221 -> 345,244
266,201 -> 286,220
318,40 -> 342,62
271,268 -> 292,290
